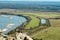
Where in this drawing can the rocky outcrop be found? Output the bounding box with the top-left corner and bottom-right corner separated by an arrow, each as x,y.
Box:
0,33 -> 33,40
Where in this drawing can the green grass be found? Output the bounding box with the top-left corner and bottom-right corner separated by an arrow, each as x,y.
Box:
11,12 -> 60,18
31,19 -> 60,40
50,19 -> 60,27
25,16 -> 40,29
10,11 -> 60,40
31,27 -> 60,40
0,9 -> 60,40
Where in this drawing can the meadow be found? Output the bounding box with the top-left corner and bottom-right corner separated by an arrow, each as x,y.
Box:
1,9 -> 60,40
13,11 -> 60,40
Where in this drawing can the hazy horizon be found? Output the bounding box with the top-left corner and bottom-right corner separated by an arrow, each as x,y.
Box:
0,0 -> 60,2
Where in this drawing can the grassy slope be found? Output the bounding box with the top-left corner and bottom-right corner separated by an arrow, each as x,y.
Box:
31,27 -> 60,40
50,19 -> 60,27
31,19 -> 60,40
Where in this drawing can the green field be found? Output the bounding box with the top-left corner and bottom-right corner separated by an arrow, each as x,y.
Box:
18,12 -> 60,40
31,27 -> 60,40
25,16 -> 40,29
12,12 -> 60,19
6,10 -> 60,40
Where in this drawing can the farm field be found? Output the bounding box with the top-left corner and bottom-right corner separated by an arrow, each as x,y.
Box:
25,16 -> 40,29
12,11 -> 60,40
0,9 -> 60,40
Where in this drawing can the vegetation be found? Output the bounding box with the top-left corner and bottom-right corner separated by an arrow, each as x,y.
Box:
31,27 -> 60,40
25,16 -> 40,29
50,19 -> 60,27
3,10 -> 60,40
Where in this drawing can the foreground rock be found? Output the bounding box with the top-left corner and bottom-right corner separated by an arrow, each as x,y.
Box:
0,33 -> 33,40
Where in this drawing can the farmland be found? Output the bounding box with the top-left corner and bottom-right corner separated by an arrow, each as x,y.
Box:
0,9 -> 60,40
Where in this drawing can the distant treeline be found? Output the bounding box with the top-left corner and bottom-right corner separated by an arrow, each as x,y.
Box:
0,1 -> 60,12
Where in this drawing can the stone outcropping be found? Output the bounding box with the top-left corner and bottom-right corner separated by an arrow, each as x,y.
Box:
0,33 -> 33,40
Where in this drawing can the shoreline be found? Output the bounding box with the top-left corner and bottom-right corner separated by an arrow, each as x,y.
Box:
0,13 -> 28,34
